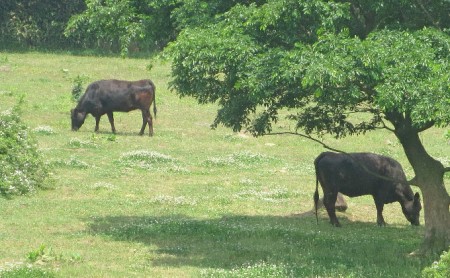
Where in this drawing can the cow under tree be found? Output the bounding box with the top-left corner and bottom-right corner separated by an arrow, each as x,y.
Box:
71,79 -> 157,136
314,152 -> 422,227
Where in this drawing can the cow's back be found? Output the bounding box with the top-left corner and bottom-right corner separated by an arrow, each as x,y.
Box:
316,152 -> 400,197
79,79 -> 154,113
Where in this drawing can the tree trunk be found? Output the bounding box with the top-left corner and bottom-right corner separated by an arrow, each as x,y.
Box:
395,126 -> 450,255
419,178 -> 450,254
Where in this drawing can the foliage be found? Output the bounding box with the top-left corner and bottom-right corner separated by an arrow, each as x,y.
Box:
0,0 -> 85,49
27,244 -> 82,265
2,0 -> 449,55
65,0 -> 147,56
0,102 -> 48,197
166,0 -> 351,133
71,75 -> 88,102
64,0 -> 206,55
293,28 -> 450,137
422,249 -> 450,278
171,0 -> 266,31
27,245 -> 48,263
167,0 -> 450,136
64,0 -> 265,55
0,0 -> 268,54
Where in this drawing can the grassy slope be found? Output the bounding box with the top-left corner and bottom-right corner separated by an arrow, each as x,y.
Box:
0,52 -> 448,277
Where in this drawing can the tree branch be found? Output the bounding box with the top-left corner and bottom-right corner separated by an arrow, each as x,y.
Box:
265,131 -> 417,186
380,119 -> 395,132
417,121 -> 435,133
266,132 -> 345,153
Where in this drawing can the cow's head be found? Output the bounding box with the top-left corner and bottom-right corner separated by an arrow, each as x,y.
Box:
71,108 -> 86,131
401,192 -> 422,226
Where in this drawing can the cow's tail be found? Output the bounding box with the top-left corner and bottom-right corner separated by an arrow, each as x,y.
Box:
313,153 -> 324,225
314,172 -> 320,225
150,80 -> 157,119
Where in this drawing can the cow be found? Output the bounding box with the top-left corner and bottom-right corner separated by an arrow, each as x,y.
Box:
71,79 -> 156,136
314,152 -> 421,227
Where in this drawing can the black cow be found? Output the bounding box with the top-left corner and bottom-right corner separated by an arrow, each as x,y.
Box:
314,152 -> 421,227
71,79 -> 156,136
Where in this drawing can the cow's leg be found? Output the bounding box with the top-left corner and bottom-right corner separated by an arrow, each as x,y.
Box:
94,116 -> 101,132
323,191 -> 341,227
373,196 -> 386,226
140,109 -> 153,136
107,112 -> 116,133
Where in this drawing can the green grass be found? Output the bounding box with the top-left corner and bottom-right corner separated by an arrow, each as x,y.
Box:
0,52 -> 449,277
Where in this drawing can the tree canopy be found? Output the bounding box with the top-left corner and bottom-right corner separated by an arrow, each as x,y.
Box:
167,0 -> 450,136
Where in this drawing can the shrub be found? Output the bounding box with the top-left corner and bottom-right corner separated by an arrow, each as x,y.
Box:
0,104 -> 48,196
71,75 -> 87,102
422,250 -> 450,278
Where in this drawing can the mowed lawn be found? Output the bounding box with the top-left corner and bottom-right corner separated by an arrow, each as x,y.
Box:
0,52 -> 449,277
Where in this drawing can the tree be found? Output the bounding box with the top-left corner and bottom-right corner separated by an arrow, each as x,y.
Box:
166,0 -> 450,254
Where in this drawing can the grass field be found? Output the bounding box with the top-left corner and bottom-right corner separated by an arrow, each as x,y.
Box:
0,52 -> 449,277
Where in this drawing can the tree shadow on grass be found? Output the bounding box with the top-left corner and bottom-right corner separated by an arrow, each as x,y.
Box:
83,213 -> 425,276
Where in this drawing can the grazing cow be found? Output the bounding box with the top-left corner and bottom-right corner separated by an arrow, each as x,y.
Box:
314,152 -> 421,227
71,79 -> 156,136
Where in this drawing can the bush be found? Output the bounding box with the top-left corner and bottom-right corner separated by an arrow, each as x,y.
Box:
71,75 -> 87,102
422,250 -> 450,278
0,103 -> 48,196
